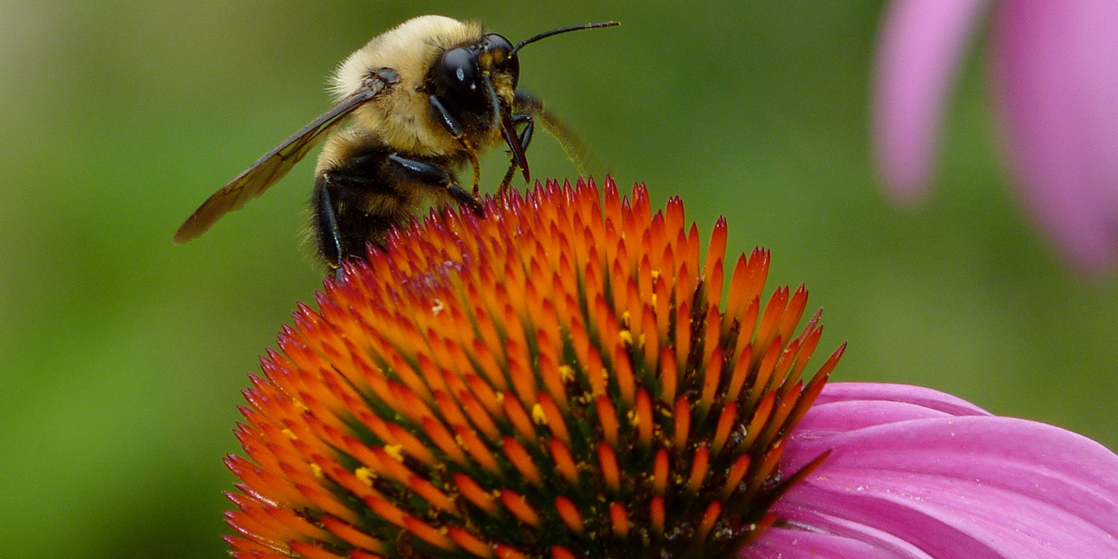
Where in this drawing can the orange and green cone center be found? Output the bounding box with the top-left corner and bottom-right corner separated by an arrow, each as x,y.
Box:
225,178 -> 844,559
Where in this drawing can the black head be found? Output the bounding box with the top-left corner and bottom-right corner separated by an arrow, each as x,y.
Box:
437,33 -> 519,117
426,20 -> 619,183
430,21 -> 619,120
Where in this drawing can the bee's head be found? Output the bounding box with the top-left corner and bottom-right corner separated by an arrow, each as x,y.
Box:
436,33 -> 520,118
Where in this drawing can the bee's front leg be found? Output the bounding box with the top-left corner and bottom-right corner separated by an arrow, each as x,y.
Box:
499,113 -> 535,191
387,154 -> 484,216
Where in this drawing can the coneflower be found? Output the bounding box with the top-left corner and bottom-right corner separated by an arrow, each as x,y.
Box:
225,178 -> 1118,558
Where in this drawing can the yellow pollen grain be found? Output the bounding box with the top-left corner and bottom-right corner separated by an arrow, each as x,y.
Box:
651,270 -> 661,280
532,404 -> 547,425
495,392 -> 505,404
293,399 -> 309,412
558,365 -> 575,382
281,429 -> 298,441
621,311 -> 631,324
627,409 -> 639,427
355,467 -> 375,486
619,330 -> 633,346
310,463 -> 323,479
384,444 -> 404,462
651,294 -> 657,306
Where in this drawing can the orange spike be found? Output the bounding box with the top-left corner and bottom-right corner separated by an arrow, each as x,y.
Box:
455,425 -> 501,475
789,319 -> 824,381
420,415 -> 468,466
653,274 -> 671,341
370,446 -> 413,485
751,336 -> 783,402
742,392 -> 775,449
537,341 -> 569,410
609,502 -> 630,538
548,439 -> 580,485
598,443 -> 621,493
386,423 -> 436,466
673,302 -> 692,375
759,381 -> 801,445
721,453 -> 751,499
652,449 -> 670,495
458,383 -> 501,441
289,541 -> 346,559
686,445 -> 710,493
659,345 -> 678,404
636,388 -> 653,448
724,342 -> 751,404
495,545 -> 531,559
537,392 -> 570,444
502,437 -> 542,486
503,394 -> 538,443
650,495 -> 666,535
364,494 -> 408,527
470,339 -> 508,391
406,475 -> 457,513
699,347 -> 723,413
453,472 -> 498,516
696,501 -> 721,543
613,343 -> 636,407
447,527 -> 494,559
711,400 -> 738,455
755,287 -> 788,353
507,341 -> 538,408
404,516 -> 456,550
584,346 -> 607,398
500,490 -> 540,526
596,395 -> 619,447
778,284 -> 809,344
748,444 -> 786,497
673,396 -> 691,450
641,301 -> 660,370
551,546 -> 578,559
433,389 -> 471,433
554,496 -> 584,532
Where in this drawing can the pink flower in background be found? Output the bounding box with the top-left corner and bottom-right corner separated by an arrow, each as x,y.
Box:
872,0 -> 1118,275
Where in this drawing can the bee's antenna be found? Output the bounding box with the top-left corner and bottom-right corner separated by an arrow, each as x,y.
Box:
512,21 -> 620,55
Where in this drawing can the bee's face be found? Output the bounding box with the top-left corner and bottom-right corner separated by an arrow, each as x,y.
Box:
430,33 -> 520,121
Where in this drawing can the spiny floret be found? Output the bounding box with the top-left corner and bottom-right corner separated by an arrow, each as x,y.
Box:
225,177 -> 844,559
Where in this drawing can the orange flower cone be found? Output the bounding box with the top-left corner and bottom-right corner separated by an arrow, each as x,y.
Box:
225,177 -> 843,559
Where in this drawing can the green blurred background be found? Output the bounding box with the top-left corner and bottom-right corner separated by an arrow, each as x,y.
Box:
2,1 -> 1115,557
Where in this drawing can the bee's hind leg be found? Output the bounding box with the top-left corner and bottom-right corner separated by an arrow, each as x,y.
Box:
387,154 -> 484,216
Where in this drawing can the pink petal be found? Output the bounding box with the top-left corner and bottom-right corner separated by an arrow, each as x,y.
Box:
990,0 -> 1118,274
744,382 -> 1118,558
871,0 -> 989,205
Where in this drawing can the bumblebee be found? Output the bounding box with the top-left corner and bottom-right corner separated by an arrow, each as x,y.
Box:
174,15 -> 617,271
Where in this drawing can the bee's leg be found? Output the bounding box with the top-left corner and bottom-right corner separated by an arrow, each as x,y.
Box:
499,114 -> 535,191
429,95 -> 482,194
312,173 -> 346,276
388,154 -> 484,216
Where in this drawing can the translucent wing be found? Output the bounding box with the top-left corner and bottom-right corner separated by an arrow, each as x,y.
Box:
514,91 -> 608,178
173,73 -> 395,244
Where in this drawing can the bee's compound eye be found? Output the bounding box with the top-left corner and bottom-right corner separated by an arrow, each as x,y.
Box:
441,47 -> 486,111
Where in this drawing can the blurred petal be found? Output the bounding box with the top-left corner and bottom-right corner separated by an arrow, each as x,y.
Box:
990,0 -> 1118,274
872,0 -> 988,205
745,383 -> 1118,558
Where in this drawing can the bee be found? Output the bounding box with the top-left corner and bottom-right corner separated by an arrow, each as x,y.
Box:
173,15 -> 618,272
